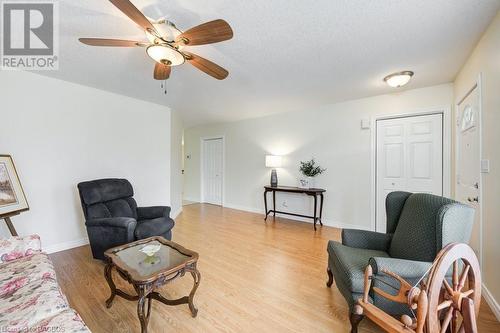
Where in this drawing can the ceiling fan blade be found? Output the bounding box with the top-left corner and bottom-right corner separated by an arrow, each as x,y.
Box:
184,52 -> 228,80
109,0 -> 157,33
154,63 -> 171,80
177,19 -> 233,46
79,38 -> 143,47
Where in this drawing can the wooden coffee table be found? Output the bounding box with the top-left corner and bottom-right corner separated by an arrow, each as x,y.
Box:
103,236 -> 200,333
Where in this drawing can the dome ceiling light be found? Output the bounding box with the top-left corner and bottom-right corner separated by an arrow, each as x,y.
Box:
384,71 -> 414,88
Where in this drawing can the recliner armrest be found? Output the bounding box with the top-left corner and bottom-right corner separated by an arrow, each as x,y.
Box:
86,217 -> 137,229
369,256 -> 432,279
137,206 -> 171,220
342,229 -> 392,251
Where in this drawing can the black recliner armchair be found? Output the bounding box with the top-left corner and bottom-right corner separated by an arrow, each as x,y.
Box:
77,178 -> 175,260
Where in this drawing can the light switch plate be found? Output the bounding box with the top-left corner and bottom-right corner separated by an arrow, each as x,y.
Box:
481,159 -> 490,173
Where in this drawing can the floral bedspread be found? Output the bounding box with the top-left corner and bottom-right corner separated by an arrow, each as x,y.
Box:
0,235 -> 90,332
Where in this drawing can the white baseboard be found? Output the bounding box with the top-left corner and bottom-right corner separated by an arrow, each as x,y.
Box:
183,197 -> 200,203
43,208 -> 183,254
171,207 -> 183,219
483,283 -> 500,322
222,202 -> 364,230
44,237 -> 89,254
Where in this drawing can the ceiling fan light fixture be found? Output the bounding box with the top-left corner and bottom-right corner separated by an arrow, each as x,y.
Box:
145,20 -> 181,44
384,71 -> 414,88
146,45 -> 185,66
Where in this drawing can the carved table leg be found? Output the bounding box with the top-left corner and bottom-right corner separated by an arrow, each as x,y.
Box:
146,293 -> 153,322
319,193 -> 324,226
136,285 -> 151,333
104,262 -> 117,308
264,190 -> 268,221
313,194 -> 318,230
188,268 -> 202,317
272,190 -> 276,218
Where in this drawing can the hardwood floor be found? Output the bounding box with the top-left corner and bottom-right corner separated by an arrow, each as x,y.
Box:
50,204 -> 500,333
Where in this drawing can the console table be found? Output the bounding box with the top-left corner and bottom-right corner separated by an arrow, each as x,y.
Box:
263,186 -> 326,230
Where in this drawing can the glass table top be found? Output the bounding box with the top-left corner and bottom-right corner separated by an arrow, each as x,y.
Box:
114,240 -> 192,278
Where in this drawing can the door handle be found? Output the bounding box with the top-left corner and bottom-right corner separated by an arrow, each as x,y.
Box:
467,197 -> 479,203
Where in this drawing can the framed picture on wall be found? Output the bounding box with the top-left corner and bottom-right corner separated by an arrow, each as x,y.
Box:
0,155 -> 29,217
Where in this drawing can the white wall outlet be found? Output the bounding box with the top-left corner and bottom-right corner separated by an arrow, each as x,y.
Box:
361,118 -> 370,129
481,159 -> 490,173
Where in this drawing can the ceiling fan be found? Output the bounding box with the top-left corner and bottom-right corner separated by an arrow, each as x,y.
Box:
79,0 -> 233,81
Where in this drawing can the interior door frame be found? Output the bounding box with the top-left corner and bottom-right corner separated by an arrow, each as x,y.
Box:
200,135 -> 225,206
455,73 -> 483,269
370,106 -> 452,231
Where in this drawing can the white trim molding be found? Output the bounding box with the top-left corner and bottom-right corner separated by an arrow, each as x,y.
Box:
171,207 -> 183,219
369,105 -> 452,232
454,73 -> 483,271
483,283 -> 500,322
43,237 -> 89,254
222,202 -> 364,230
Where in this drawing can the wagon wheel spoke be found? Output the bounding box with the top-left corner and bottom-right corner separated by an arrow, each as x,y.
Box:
457,264 -> 470,292
443,279 -> 454,296
452,260 -> 459,291
451,308 -> 458,333
437,300 -> 453,311
440,307 -> 454,333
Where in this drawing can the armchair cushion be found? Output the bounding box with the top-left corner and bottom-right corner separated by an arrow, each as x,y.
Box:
328,240 -> 389,293
385,191 -> 412,234
342,229 -> 392,252
137,206 -> 171,220
389,194 -> 455,261
368,257 -> 432,279
439,204 -> 475,248
85,217 -> 137,230
78,178 -> 133,205
135,217 -> 175,239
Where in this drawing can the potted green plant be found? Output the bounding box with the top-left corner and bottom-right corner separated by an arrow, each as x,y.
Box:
298,158 -> 326,188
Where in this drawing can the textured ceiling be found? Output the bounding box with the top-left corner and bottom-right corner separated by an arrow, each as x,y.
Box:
37,0 -> 500,126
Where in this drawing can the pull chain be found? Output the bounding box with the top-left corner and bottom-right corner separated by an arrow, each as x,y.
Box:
160,80 -> 168,94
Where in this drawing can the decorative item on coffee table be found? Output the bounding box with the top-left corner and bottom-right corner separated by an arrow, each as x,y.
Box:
298,158 -> 326,189
103,236 -> 201,333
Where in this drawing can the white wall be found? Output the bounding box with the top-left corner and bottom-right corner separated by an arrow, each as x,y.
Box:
0,71 -> 172,253
170,110 -> 184,218
454,11 -> 500,319
184,83 -> 453,230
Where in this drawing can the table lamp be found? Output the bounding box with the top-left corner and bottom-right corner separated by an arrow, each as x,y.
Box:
265,155 -> 282,187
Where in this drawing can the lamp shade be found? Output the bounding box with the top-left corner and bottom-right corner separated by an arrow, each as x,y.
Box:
146,45 -> 185,66
265,155 -> 282,168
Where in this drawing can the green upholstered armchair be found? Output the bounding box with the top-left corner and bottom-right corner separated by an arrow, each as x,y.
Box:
326,192 -> 475,333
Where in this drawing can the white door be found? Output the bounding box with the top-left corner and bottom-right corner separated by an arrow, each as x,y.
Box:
456,87 -> 481,263
202,138 -> 223,205
376,114 -> 443,232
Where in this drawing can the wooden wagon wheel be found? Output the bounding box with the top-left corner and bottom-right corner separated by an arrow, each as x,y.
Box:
425,243 -> 481,333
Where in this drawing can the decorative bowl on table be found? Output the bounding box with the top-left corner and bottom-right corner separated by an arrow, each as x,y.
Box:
139,244 -> 161,257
